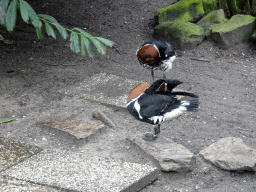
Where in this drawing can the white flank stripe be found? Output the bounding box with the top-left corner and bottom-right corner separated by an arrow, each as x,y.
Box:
164,101 -> 190,120
134,100 -> 143,119
149,115 -> 165,124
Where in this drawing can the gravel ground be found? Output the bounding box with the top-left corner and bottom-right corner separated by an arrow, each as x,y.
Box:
1,0 -> 256,191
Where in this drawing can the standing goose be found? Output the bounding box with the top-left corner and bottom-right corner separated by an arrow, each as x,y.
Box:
127,79 -> 199,140
136,40 -> 182,81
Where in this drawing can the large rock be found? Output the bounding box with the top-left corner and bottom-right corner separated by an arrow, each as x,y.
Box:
126,135 -> 195,172
202,0 -> 217,14
60,72 -> 141,108
154,19 -> 205,49
155,0 -> 205,24
199,137 -> 256,171
197,9 -> 228,31
210,14 -> 256,48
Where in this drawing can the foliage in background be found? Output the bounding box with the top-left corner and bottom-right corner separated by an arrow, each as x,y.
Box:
217,0 -> 256,17
0,0 -> 114,58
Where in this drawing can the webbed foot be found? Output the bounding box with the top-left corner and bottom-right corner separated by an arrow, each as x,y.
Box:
143,133 -> 157,141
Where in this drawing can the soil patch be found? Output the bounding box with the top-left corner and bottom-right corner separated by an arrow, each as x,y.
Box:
1,0 -> 256,191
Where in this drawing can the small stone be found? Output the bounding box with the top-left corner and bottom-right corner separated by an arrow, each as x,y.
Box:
92,110 -> 116,128
199,137 -> 256,171
126,135 -> 195,172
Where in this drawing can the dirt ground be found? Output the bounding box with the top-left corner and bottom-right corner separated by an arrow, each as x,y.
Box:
1,0 -> 256,191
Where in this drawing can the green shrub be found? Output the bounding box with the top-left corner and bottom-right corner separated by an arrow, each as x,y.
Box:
217,0 -> 256,17
0,0 -> 114,58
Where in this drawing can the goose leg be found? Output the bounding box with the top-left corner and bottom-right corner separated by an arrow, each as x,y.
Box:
154,124 -> 161,137
163,72 -> 167,79
151,69 -> 154,81
143,124 -> 160,141
143,133 -> 155,141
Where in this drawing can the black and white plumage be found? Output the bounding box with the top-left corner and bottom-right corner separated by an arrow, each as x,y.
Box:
126,79 -> 199,140
136,40 -> 182,80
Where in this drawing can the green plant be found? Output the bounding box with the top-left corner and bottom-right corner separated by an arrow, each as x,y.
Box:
227,0 -> 245,15
0,118 -> 15,123
0,0 -> 114,58
244,0 -> 256,16
0,33 -> 12,43
217,0 -> 256,17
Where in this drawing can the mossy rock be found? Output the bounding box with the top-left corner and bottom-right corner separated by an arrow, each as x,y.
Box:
211,14 -> 256,34
155,0 -> 205,24
197,9 -> 228,31
210,14 -> 256,48
154,19 -> 205,49
202,0 -> 217,14
205,23 -> 221,37
250,30 -> 256,41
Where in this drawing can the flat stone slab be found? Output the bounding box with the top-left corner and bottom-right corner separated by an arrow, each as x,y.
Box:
60,72 -> 142,108
199,137 -> 256,171
39,112 -> 106,144
59,72 -> 187,108
0,175 -> 59,192
126,135 -> 195,172
2,149 -> 159,192
0,137 -> 42,171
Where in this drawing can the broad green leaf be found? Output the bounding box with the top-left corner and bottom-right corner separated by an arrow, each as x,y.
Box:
0,118 -> 15,124
22,0 -> 38,22
0,0 -> 9,10
70,31 -> 80,53
72,27 -> 92,37
45,22 -> 56,38
21,1 -> 41,28
23,1 -> 42,28
36,21 -> 44,39
82,36 -> 93,57
0,10 -> 5,25
19,0 -> 29,23
90,38 -> 106,55
80,49 -> 86,59
0,0 -> 9,25
38,14 -> 68,39
31,16 -> 41,28
95,37 -> 114,47
6,0 -> 17,32
80,37 -> 86,59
